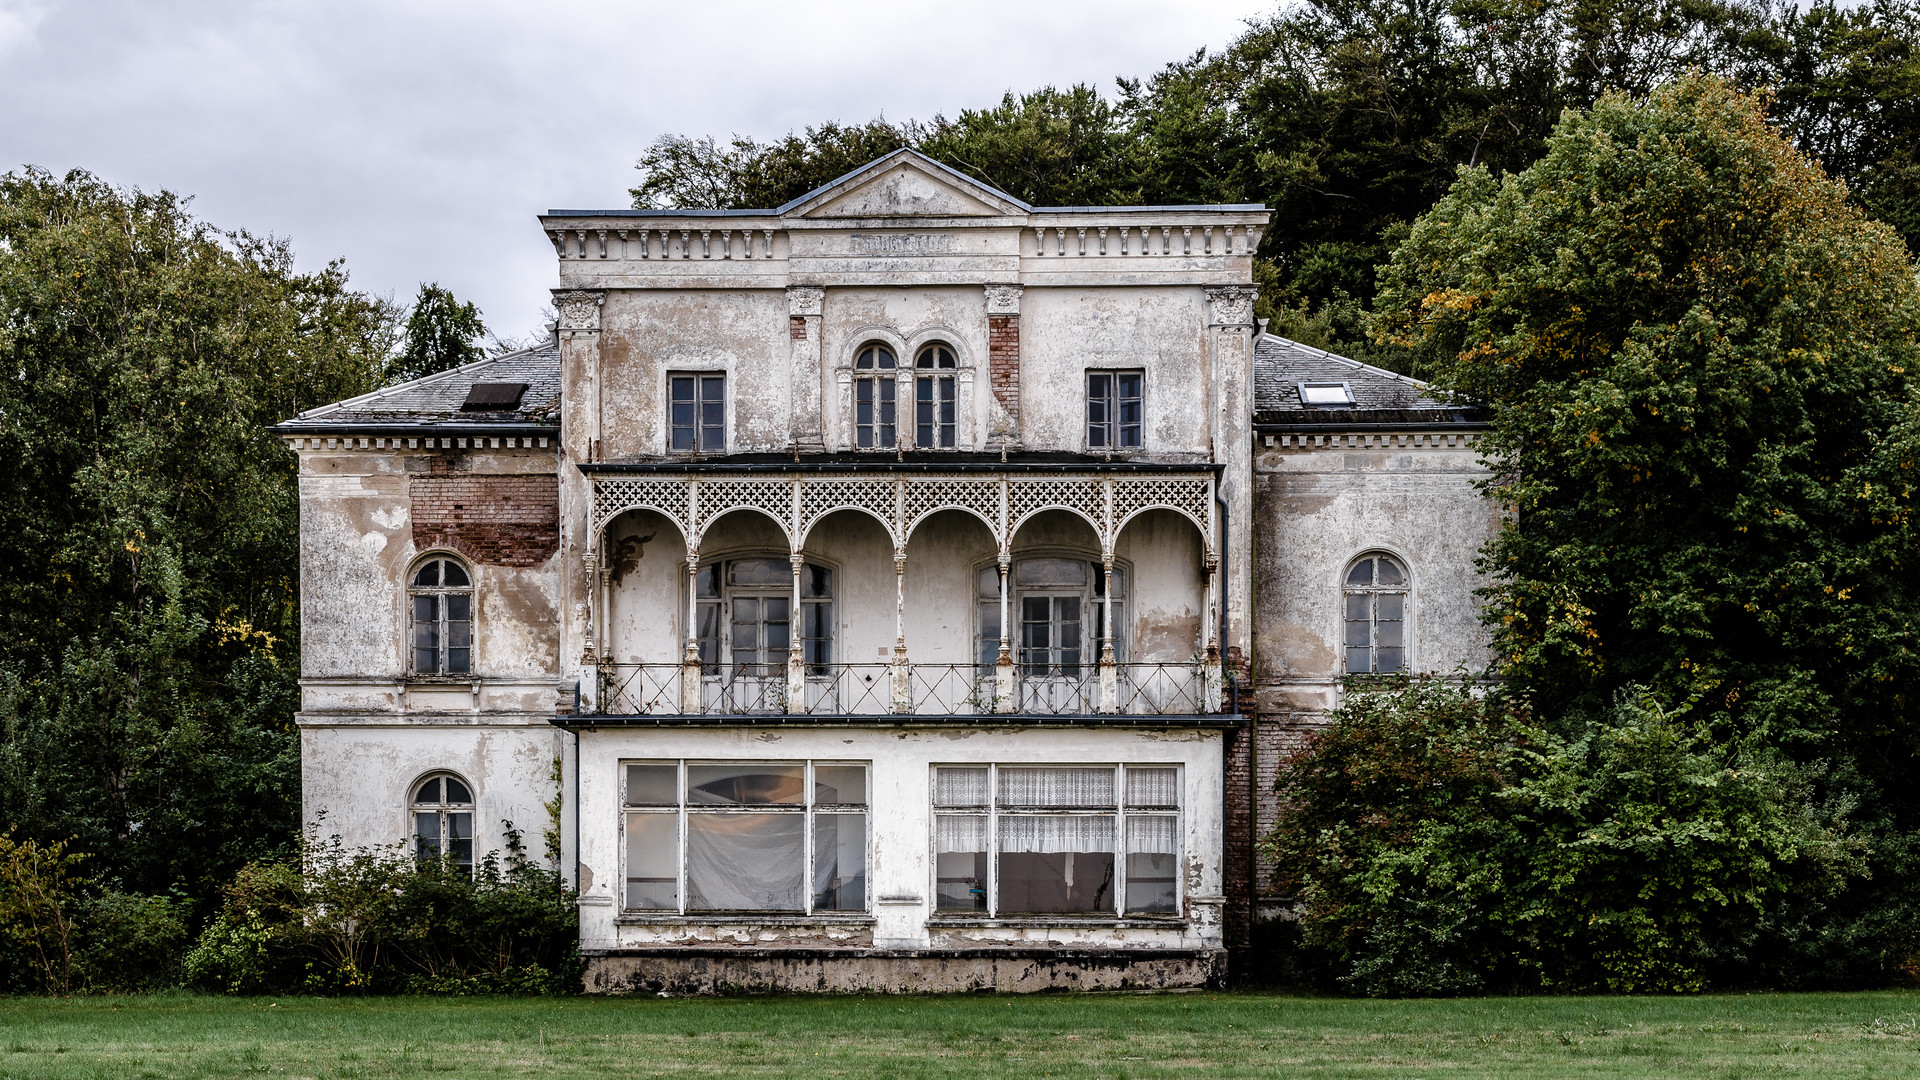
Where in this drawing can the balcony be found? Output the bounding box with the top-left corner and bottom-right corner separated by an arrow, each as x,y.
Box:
592,660 -> 1233,720
575,463 -> 1229,723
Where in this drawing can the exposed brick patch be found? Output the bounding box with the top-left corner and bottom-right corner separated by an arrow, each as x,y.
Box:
410,474 -> 559,566
1223,710 -> 1326,946
790,315 -> 808,341
988,313 -> 1019,414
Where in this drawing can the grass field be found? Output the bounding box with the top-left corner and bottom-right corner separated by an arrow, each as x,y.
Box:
2,990 -> 1920,1079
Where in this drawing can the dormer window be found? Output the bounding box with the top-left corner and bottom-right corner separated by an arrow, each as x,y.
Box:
1298,382 -> 1354,406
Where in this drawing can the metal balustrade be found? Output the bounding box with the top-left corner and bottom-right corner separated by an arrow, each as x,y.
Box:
592,661 -> 1229,717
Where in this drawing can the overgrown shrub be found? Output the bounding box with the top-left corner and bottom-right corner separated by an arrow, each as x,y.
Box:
1267,676 -> 1867,995
187,828 -> 582,995
0,832 -> 191,993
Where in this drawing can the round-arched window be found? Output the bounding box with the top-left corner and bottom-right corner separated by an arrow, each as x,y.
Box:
412,773 -> 474,872
1343,553 -> 1407,674
914,345 -> 957,449
853,344 -> 897,448
410,556 -> 472,675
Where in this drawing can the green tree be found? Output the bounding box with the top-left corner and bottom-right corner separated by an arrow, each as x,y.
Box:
0,167 -> 393,911
389,282 -> 486,384
1372,74 -> 1920,745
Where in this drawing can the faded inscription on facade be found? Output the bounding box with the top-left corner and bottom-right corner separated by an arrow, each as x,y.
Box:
849,233 -> 957,256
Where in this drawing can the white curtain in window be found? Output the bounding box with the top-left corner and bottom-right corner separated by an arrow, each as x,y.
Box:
998,767 -> 1115,808
1126,814 -> 1178,855
934,767 -> 989,807
1125,767 -> 1179,808
999,815 -> 1114,854
935,814 -> 987,852
685,813 -> 804,910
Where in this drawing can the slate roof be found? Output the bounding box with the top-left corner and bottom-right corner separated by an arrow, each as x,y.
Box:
1252,333 -> 1487,428
274,340 -> 562,433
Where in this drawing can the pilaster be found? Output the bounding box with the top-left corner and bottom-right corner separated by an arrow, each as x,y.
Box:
789,286 -> 826,451
1206,285 -> 1258,658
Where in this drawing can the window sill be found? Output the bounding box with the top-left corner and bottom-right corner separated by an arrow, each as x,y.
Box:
927,916 -> 1188,930
614,913 -> 876,926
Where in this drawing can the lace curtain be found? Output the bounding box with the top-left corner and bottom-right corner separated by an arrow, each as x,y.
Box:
998,767 -> 1115,808
1126,814 -> 1177,855
998,815 -> 1114,854
1124,767 -> 1179,809
934,767 -> 989,807
935,814 -> 987,852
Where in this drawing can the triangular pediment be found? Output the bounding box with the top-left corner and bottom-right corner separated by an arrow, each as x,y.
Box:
780,149 -> 1030,219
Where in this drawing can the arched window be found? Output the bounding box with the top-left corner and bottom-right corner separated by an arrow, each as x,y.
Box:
914,345 -> 957,449
694,557 -> 835,675
853,344 -> 896,449
412,773 -> 474,872
976,557 -> 1126,671
410,556 -> 472,675
1344,553 -> 1407,674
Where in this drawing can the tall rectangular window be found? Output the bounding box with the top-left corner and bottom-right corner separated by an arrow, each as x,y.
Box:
1086,370 -> 1144,449
932,763 -> 1180,917
856,377 -> 896,448
669,374 -> 726,452
622,760 -> 868,914
914,344 -> 958,448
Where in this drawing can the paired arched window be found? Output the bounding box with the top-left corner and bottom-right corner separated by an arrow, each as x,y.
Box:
410,556 -> 472,675
853,344 -> 896,448
1343,553 -> 1407,674
854,341 -> 961,450
412,772 -> 474,872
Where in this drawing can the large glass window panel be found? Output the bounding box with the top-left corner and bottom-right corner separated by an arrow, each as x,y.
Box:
625,763 -> 677,806
687,763 -> 805,805
685,813 -> 804,911
996,815 -> 1115,914
1125,815 -> 1178,914
812,812 -> 867,911
935,814 -> 988,910
624,812 -> 679,909
813,765 -> 867,806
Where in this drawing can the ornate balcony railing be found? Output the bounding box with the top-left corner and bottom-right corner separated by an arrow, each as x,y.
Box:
592,661 -> 1232,717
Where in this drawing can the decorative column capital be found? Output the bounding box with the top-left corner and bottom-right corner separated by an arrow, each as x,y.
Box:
984,284 -> 1024,315
788,286 -> 825,317
553,289 -> 605,336
1205,286 -> 1257,329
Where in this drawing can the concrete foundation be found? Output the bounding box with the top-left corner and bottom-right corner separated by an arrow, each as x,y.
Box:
584,947 -> 1227,994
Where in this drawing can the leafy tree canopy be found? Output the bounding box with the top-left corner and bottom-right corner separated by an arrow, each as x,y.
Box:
1372,74 -> 1920,752
0,167 -> 394,909
388,282 -> 486,385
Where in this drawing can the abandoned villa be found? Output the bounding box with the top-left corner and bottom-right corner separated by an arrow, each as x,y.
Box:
274,149 -> 1497,992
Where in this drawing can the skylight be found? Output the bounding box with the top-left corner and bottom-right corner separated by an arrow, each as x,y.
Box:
460,382 -> 529,411
1298,382 -> 1354,406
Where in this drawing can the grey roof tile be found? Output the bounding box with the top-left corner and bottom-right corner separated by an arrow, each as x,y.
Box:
1253,334 -> 1485,426
276,341 -> 561,431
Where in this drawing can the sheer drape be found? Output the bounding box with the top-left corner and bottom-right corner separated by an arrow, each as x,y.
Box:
1125,813 -> 1177,854
935,814 -> 988,852
934,767 -> 989,807
1124,767 -> 1179,809
999,815 -> 1114,853
997,767 -> 1114,808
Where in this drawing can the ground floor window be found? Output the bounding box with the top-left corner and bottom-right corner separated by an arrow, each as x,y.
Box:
933,763 -> 1179,917
622,760 -> 868,914
412,773 -> 474,874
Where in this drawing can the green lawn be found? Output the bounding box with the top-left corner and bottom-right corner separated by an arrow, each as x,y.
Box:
2,991 -> 1919,1079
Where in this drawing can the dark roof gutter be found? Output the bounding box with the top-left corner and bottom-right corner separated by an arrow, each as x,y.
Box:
551,712 -> 1240,731
270,421 -> 561,437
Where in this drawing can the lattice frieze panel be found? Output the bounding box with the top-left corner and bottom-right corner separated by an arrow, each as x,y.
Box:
799,478 -> 897,543
693,479 -> 795,541
1007,478 -> 1108,541
902,477 -> 1003,540
593,478 -> 690,535
1112,477 -> 1213,539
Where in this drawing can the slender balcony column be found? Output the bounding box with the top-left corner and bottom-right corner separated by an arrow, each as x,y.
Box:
682,550 -> 704,714
891,552 -> 912,713
1098,555 -> 1118,714
787,552 -> 806,715
1202,553 -> 1223,713
994,554 -> 1015,713
580,546 -> 599,667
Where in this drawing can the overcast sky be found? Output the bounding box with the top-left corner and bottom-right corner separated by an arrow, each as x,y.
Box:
0,0 -> 1269,341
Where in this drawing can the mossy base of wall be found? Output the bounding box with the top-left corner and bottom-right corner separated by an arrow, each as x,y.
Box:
584,948 -> 1227,994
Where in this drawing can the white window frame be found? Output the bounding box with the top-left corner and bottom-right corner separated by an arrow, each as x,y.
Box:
619,759 -> 871,916
1297,380 -> 1355,406
1342,550 -> 1411,674
407,552 -> 474,678
930,762 -> 1182,920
